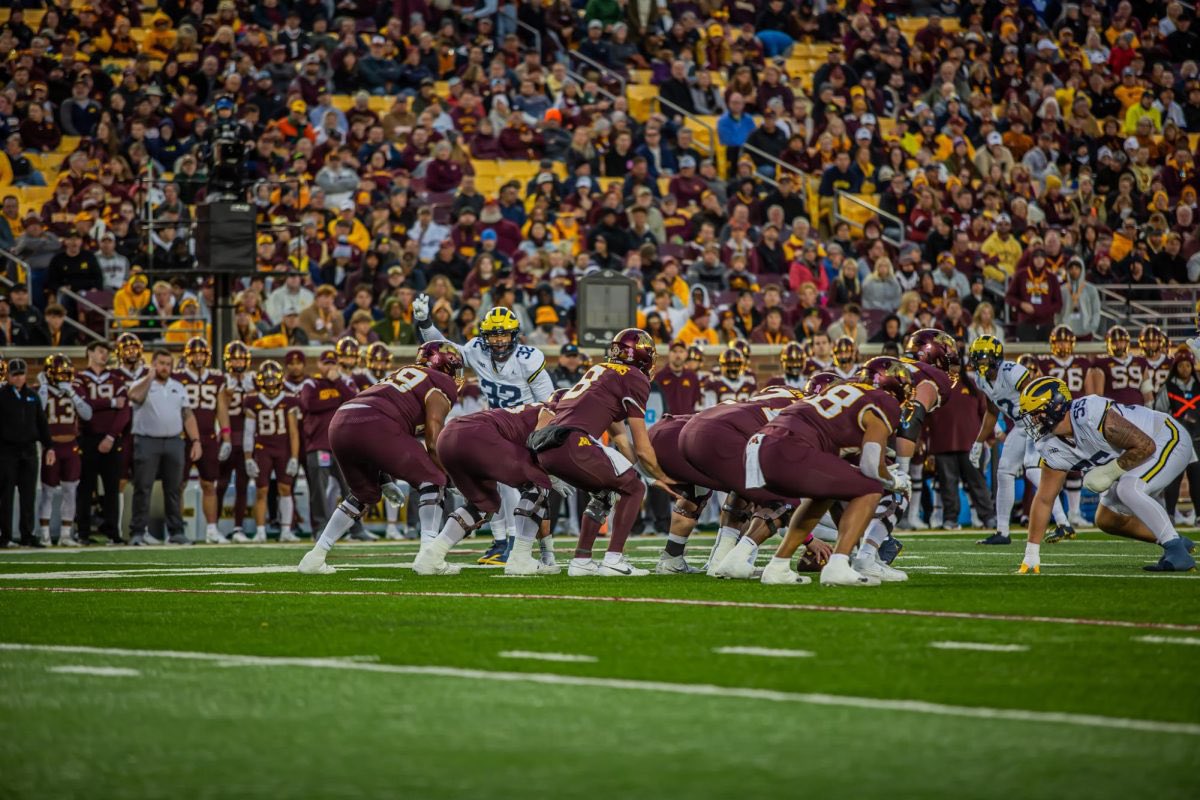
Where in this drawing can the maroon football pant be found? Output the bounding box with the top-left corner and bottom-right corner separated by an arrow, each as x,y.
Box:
437,420 -> 550,514
217,445 -> 249,524
41,441 -> 82,486
758,437 -> 884,501
678,418 -> 783,505
252,445 -> 294,490
186,434 -> 221,483
329,409 -> 445,507
536,435 -> 645,558
648,416 -> 710,498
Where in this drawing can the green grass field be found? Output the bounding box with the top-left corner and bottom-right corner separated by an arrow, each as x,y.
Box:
1,531 -> 1198,799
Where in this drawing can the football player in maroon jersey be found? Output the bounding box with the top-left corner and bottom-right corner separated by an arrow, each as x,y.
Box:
75,340 -> 130,544
282,349 -> 308,396
361,342 -> 393,385
299,341 -> 463,575
1140,325 -> 1171,403
36,354 -> 92,546
243,361 -> 301,543
357,342 -> 405,538
530,328 -> 679,577
414,395 -> 567,576
1039,326 -> 1089,394
894,329 -> 957,540
745,357 -> 913,586
114,332 -> 147,495
1086,325 -> 1150,406
175,338 -> 234,544
220,341 -> 256,541
684,344 -> 706,375
732,338 -> 756,381
765,342 -> 808,390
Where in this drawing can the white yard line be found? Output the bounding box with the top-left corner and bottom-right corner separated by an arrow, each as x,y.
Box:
1134,635 -> 1200,647
348,578 -> 404,583
3,642 -> 1195,736
209,582 -> 255,587
47,665 -> 141,677
929,641 -> 1029,653
498,650 -> 598,663
713,646 -> 814,658
5,585 -> 1198,632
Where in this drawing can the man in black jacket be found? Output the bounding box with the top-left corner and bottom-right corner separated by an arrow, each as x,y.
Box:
0,358 -> 54,547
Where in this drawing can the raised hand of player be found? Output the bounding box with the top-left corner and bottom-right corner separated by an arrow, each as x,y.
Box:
968,442 -> 984,468
285,457 -> 299,477
411,293 -> 430,323
244,457 -> 260,480
218,441 -> 232,462
57,382 -> 74,395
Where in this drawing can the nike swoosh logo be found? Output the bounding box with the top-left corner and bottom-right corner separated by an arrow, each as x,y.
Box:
605,565 -> 633,575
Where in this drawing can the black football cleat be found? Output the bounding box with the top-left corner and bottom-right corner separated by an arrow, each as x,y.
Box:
1143,540 -> 1197,572
1045,524 -> 1077,544
477,540 -> 506,565
878,535 -> 904,565
977,532 -> 1012,545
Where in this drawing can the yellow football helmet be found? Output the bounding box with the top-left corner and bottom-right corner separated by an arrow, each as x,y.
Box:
255,360 -> 284,398
334,336 -> 361,370
1105,325 -> 1130,357
1139,325 -> 1167,359
224,341 -> 251,373
184,336 -> 210,370
1017,353 -> 1040,376
115,331 -> 143,366
1049,325 -> 1075,358
480,306 -> 521,359
833,336 -> 858,369
43,353 -> 74,384
1019,376 -> 1072,440
968,335 -> 1004,379
718,347 -> 746,379
366,342 -> 392,374
780,342 -> 807,379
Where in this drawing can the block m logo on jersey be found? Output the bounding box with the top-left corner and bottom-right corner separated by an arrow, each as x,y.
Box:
578,436 -> 592,447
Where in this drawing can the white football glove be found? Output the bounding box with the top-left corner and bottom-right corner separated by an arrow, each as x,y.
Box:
244,458 -> 260,480
968,442 -> 984,468
887,464 -> 912,497
218,441 -> 232,462
549,476 -> 575,499
1083,460 -> 1127,494
57,381 -> 74,395
285,457 -> 299,477
411,293 -> 430,323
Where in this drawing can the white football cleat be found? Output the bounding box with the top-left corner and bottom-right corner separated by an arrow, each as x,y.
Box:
230,530 -> 251,543
205,530 -> 229,545
278,530 -> 301,543
57,533 -> 82,547
411,546 -> 460,575
504,552 -> 556,576
713,547 -> 758,579
597,557 -> 649,577
250,532 -> 268,544
567,558 -> 600,577
852,555 -> 908,582
385,524 -> 404,541
704,536 -> 738,577
1068,513 -> 1088,528
297,549 -> 335,575
760,561 -> 812,585
655,554 -> 702,575
820,559 -> 880,587
39,530 -> 52,547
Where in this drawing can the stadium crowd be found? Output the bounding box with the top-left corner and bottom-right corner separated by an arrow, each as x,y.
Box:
0,0 -> 1197,352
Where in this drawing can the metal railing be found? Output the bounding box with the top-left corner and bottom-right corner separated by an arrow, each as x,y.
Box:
651,95 -> 715,156
567,49 -> 626,94
0,247 -> 105,343
1095,284 -> 1196,339
566,66 -> 620,106
833,189 -> 907,248
515,19 -> 542,58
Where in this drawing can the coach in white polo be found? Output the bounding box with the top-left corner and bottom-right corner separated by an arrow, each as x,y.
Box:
127,348 -> 203,545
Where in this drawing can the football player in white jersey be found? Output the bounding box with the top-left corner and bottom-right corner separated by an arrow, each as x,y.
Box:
967,337 -> 1073,546
1018,377 -> 1197,574
413,297 -> 556,563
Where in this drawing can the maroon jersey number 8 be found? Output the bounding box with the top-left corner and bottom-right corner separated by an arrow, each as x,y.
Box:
804,384 -> 865,419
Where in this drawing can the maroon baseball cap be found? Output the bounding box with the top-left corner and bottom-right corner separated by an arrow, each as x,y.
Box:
318,349 -> 337,364
285,349 -> 305,364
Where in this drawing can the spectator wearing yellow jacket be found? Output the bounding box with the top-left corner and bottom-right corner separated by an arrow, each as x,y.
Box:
164,297 -> 210,344
113,271 -> 152,328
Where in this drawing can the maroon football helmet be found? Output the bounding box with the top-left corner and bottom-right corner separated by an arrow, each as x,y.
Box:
903,328 -> 958,373
802,371 -> 841,396
855,356 -> 913,404
416,340 -> 465,381
608,328 -> 657,375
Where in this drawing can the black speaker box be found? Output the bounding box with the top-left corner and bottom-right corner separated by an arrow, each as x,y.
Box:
195,202 -> 256,273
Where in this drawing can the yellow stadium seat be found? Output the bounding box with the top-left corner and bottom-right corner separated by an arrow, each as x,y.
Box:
597,177 -> 624,193
837,193 -> 881,232
331,94 -> 353,112
15,185 -> 54,210
472,160 -> 501,177
626,84 -> 658,122
58,136 -> 81,154
628,70 -> 652,85
367,96 -> 391,114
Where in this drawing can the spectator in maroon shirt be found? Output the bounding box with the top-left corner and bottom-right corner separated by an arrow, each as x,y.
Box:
424,140 -> 463,192
1005,246 -> 1063,342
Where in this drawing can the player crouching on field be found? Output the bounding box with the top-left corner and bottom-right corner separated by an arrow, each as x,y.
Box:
529,329 -> 679,577
1018,377 -> 1196,574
